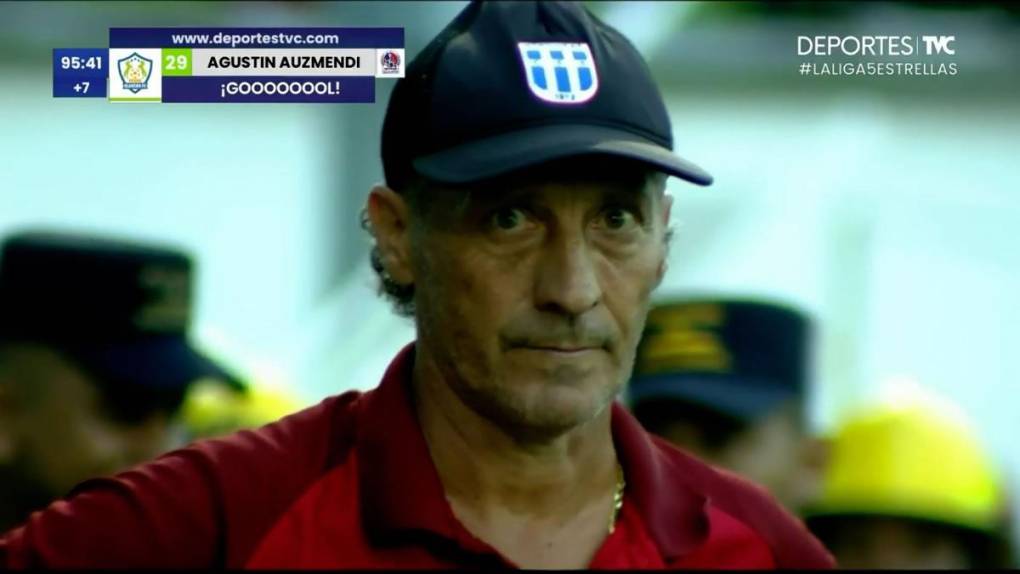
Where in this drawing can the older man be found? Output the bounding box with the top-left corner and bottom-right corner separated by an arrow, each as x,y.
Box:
1,2 -> 832,569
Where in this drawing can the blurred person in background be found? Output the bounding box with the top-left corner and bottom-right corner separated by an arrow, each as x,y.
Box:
627,299 -> 827,514
804,384 -> 1015,569
180,379 -> 303,441
0,2 -> 832,569
0,230 -> 242,532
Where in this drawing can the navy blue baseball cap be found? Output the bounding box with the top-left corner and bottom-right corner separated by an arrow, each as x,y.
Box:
0,230 -> 243,396
627,299 -> 813,422
381,0 -> 713,190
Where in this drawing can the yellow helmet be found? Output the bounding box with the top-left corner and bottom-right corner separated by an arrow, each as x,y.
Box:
808,385 -> 1005,533
181,379 -> 305,440
177,329 -> 306,440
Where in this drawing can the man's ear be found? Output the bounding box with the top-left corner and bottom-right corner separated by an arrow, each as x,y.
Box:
654,194 -> 674,288
366,184 -> 415,286
661,193 -> 674,227
655,258 -> 669,289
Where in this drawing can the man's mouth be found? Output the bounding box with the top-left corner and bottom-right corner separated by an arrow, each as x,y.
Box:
513,343 -> 606,354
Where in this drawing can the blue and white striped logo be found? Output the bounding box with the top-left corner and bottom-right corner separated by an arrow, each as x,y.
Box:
517,42 -> 598,104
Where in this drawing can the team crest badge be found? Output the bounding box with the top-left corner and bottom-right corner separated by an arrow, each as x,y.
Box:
517,42 -> 598,104
380,50 -> 401,74
374,48 -> 405,77
118,52 -> 153,94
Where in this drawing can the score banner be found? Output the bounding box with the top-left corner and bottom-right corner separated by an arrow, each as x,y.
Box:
53,48 -> 108,98
53,27 -> 404,103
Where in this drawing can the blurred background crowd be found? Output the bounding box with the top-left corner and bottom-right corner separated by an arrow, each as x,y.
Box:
1,1 -> 1018,568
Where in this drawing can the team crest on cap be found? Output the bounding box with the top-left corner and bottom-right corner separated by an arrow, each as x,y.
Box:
517,42 -> 598,104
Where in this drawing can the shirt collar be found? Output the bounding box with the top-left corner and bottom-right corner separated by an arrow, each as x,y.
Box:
356,343 -> 465,541
357,342 -> 710,559
610,401 -> 711,558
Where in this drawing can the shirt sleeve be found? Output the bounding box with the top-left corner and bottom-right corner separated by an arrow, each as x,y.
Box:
0,447 -> 225,568
0,395 -> 349,569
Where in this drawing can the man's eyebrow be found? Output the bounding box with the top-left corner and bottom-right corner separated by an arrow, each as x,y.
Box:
419,184 -> 487,223
602,185 -> 654,204
447,182 -> 537,212
601,174 -> 660,201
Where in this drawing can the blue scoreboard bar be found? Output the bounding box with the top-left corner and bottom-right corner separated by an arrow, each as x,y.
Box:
53,48 -> 108,98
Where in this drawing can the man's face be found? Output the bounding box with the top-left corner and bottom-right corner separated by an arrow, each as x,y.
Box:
380,158 -> 671,438
657,404 -> 823,510
0,344 -> 178,504
712,408 -> 814,508
816,516 -> 978,569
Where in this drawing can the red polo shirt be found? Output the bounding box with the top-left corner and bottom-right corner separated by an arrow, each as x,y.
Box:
0,344 -> 833,569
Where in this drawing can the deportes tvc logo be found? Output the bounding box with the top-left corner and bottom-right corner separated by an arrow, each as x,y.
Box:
797,35 -> 956,56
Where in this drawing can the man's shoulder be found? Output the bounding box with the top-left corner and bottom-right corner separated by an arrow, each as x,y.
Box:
0,391 -> 372,568
646,434 -> 835,569
180,389 -> 365,477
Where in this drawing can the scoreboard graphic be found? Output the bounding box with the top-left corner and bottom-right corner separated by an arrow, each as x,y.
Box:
54,27 -> 404,103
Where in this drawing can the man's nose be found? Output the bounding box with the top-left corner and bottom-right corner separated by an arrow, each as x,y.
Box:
533,227 -> 602,317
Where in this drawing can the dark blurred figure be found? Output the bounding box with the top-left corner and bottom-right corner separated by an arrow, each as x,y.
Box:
0,230 -> 241,531
804,388 -> 1015,569
627,298 -> 826,512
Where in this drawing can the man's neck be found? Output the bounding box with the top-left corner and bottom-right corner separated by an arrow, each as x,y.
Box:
412,350 -> 620,568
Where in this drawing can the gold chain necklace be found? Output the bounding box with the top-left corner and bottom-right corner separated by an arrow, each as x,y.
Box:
608,462 -> 625,534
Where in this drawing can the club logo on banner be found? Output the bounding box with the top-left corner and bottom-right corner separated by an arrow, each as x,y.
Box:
380,50 -> 400,73
118,52 -> 153,93
109,48 -> 163,102
374,48 -> 405,77
517,42 -> 598,104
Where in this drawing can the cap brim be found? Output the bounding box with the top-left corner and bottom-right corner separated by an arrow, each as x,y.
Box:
66,336 -> 245,393
626,374 -> 794,422
413,124 -> 713,186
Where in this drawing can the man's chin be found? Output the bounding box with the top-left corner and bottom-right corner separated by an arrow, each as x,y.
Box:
492,377 -> 620,440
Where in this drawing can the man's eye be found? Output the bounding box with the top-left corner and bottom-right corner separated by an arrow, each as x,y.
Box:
491,207 -> 528,231
601,207 -> 638,231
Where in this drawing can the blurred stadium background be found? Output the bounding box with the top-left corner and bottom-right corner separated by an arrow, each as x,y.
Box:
1,0 -> 1018,549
